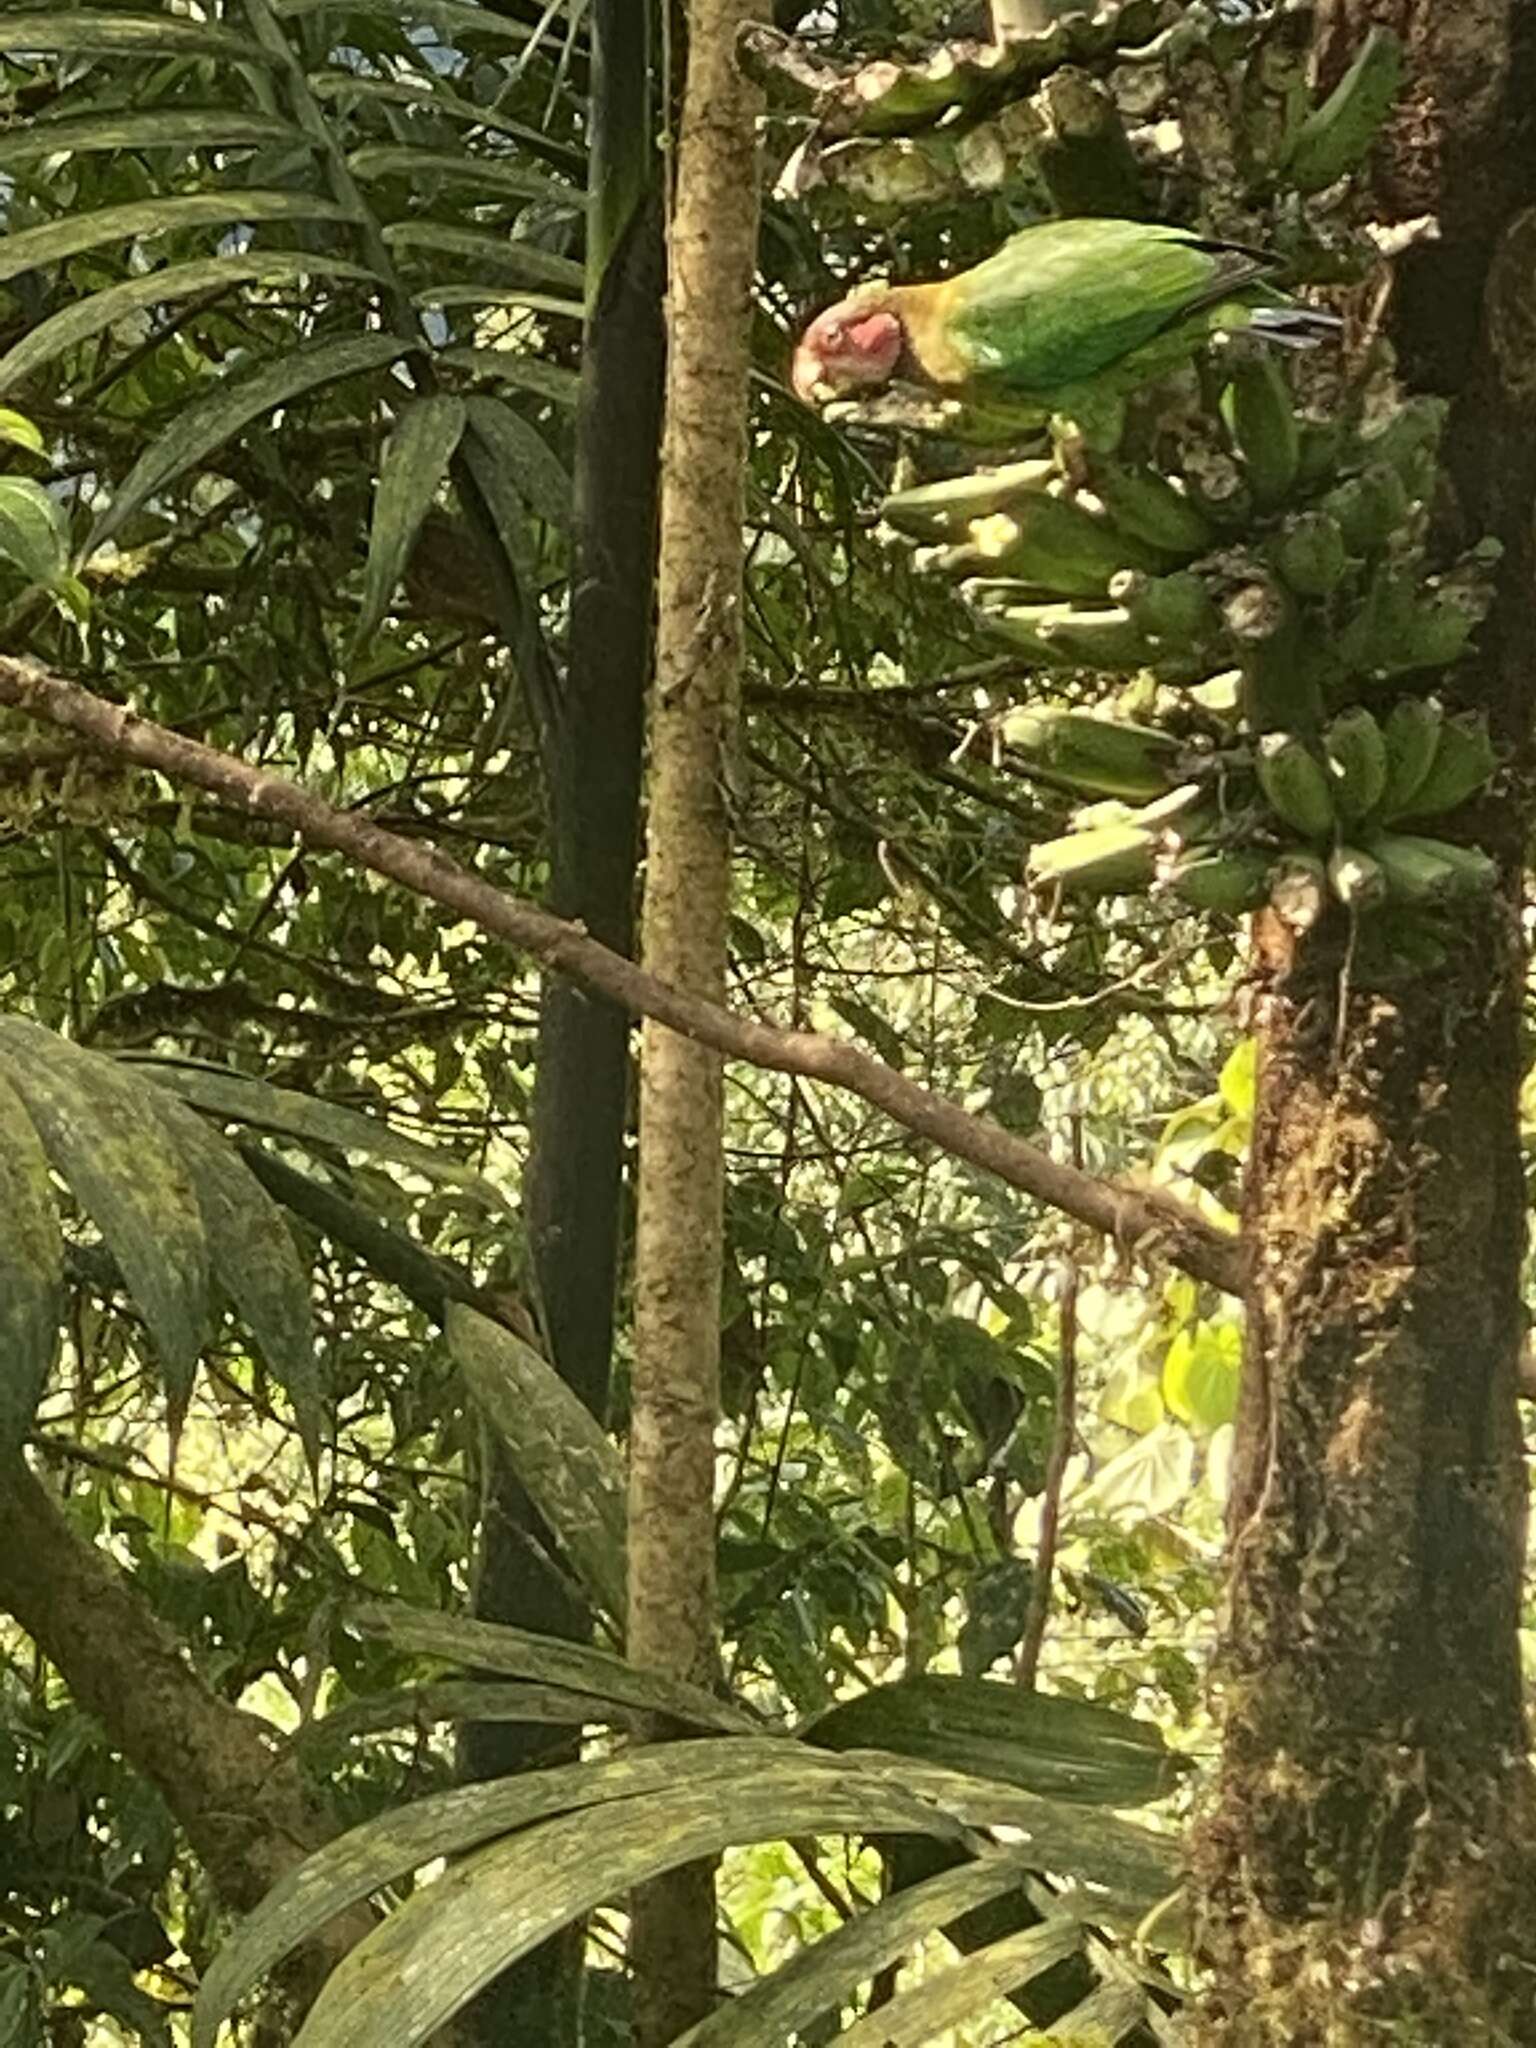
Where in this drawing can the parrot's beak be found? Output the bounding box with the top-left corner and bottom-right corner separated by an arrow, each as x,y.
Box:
790,343 -> 825,406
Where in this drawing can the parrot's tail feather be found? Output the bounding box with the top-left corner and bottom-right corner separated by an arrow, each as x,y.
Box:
1248,306 -> 1345,350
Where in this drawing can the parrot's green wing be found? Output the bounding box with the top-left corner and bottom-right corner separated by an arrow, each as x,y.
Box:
943,219 -> 1274,395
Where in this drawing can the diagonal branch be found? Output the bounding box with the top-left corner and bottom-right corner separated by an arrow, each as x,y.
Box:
0,655 -> 1244,1296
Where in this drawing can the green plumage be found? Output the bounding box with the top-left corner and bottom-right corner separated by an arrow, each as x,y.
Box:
890,218 -> 1320,407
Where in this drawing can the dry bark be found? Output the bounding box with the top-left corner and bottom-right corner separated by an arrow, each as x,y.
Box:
625,2 -> 765,2038
1194,4 -> 1536,2038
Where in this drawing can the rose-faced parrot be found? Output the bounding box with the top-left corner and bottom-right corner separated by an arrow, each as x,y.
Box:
792,217 -> 1339,418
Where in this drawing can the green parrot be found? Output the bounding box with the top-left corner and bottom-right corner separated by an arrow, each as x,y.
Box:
791,217 -> 1338,419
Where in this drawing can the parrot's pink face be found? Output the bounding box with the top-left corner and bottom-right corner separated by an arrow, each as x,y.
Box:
791,300 -> 904,405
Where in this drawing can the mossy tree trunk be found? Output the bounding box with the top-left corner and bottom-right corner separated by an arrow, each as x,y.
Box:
627,3 -> 764,2043
1194,4 -> 1536,2039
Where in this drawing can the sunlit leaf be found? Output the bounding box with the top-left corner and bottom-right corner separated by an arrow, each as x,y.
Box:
1162,1322 -> 1240,1434
0,478 -> 68,588
449,1305 -> 627,1628
86,333 -> 412,555
1079,1422 -> 1196,1519
0,1068 -> 62,1454
0,255 -> 382,399
0,408 -> 43,454
355,393 -> 466,648
1218,1037 -> 1257,1120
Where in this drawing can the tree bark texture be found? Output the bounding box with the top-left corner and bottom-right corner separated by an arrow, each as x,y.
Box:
627,3 -> 764,2041
0,1455 -> 373,2036
459,8 -> 664,2043
1194,4 -> 1536,2039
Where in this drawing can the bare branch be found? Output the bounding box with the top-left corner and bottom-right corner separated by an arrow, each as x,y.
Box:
0,655 -> 1245,1296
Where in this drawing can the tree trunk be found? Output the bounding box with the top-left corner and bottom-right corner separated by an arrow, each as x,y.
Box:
627,4 -> 763,2042
459,6 -> 664,2043
1194,5 -> 1536,2038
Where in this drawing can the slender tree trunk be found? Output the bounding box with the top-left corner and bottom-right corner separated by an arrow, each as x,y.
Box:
1194,5 -> 1536,2038
459,6 -> 664,2042
627,4 -> 763,2042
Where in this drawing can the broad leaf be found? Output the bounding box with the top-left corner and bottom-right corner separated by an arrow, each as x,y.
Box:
1080,1422 -> 1196,1519
463,394 -> 571,528
117,1056 -> 511,1210
295,1678 -> 619,1758
1161,1322 -> 1240,1434
0,112 -> 307,170
437,348 -> 580,406
675,1844 -> 1049,2048
355,393 -> 466,647
0,255 -> 382,399
87,333 -> 411,553
448,1304 -> 628,1628
0,11 -> 267,60
352,1604 -> 755,1734
0,1020 -> 208,1417
147,1093 -> 323,1468
0,1068 -> 63,1454
381,221 -> 585,298
801,1673 -> 1186,1807
346,144 -> 572,205
0,409 -> 44,454
306,75 -> 583,178
0,478 -> 68,589
0,192 -> 358,285
834,1920 -> 1087,2048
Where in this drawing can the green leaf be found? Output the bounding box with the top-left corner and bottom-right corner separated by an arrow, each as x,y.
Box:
0,478 -> 68,589
801,1673 -> 1185,1808
346,145 -> 572,205
146,1092 -> 323,1468
195,1741 -> 1175,2048
115,1057 -> 511,1212
414,285 -> 584,324
833,1920 -> 1088,2048
0,192 -> 357,285
380,221 -> 585,298
0,1020 -> 208,1415
351,1604 -> 755,1735
0,255 -> 382,400
0,112 -> 308,170
463,394 -> 571,529
0,1068 -> 63,1455
674,1844 -> 1049,2048
295,1679 -> 616,1759
306,75 -> 583,178
448,1305 -> 627,1629
355,394 -> 465,648
436,348 -> 580,407
86,333 -> 411,556
1162,1322 -> 1240,1434
1218,1036 -> 1257,1120
0,409 -> 43,454
0,11 -> 268,60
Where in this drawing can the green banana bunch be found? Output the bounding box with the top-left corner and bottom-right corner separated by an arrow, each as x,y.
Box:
965,587 -> 1155,670
1377,696 -> 1444,816
1318,465 -> 1412,556
1087,464 -> 1218,559
1027,819 -> 1160,895
1356,396 -> 1448,502
913,489 -> 1168,595
1256,731 -> 1335,839
1365,832 -> 1498,902
1224,355 -> 1300,509
1323,706 -> 1389,823
1109,567 -> 1221,650
1164,846 -> 1276,913
1271,510 -> 1349,598
1000,707 -> 1184,799
1380,710 -> 1496,820
1327,843 -> 1387,910
880,459 -> 1057,542
1284,26 -> 1404,195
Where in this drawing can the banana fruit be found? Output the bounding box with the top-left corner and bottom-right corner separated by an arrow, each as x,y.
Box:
1285,25 -> 1404,195
1225,354 -> 1300,509
1001,708 -> 1183,799
1256,732 -> 1335,839
1087,463 -> 1218,559
1323,706 -> 1388,823
916,488 -> 1167,594
1383,710 -> 1496,820
880,459 -> 1056,542
1378,696 -> 1444,816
